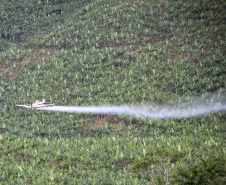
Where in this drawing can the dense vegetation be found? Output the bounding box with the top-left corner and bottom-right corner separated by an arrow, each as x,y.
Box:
0,0 -> 225,184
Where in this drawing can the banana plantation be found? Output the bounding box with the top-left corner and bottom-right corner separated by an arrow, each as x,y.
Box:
0,0 -> 225,184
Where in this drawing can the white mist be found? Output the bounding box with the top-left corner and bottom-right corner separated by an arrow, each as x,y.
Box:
37,93 -> 226,119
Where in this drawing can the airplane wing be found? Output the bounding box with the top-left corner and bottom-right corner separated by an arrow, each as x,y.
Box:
15,105 -> 32,109
16,102 -> 56,110
31,103 -> 56,109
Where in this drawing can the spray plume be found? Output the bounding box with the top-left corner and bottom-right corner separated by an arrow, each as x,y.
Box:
37,92 -> 226,119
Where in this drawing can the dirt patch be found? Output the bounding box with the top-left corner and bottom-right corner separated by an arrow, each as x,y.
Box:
117,160 -> 134,171
17,153 -> 31,165
48,158 -> 64,170
96,115 -> 132,128
0,128 -> 6,134
124,49 -> 136,55
0,47 -> 59,80
21,48 -> 56,65
84,115 -> 128,128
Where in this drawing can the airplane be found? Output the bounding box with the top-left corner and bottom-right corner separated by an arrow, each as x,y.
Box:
15,98 -> 56,110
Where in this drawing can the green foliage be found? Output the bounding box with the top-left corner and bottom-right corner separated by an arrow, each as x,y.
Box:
154,144 -> 184,164
0,0 -> 225,183
200,158 -> 226,184
0,0 -> 94,51
132,144 -> 184,184
176,165 -> 210,185
176,158 -> 226,185
132,156 -> 153,173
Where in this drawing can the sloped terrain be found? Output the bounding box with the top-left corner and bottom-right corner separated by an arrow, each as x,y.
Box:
0,0 -> 225,184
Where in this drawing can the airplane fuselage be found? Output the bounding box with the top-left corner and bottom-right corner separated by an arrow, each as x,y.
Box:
16,99 -> 56,110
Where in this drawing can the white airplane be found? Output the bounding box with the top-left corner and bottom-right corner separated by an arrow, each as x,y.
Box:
16,98 -> 56,110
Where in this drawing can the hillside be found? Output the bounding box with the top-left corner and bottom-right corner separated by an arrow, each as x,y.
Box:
0,0 -> 225,184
